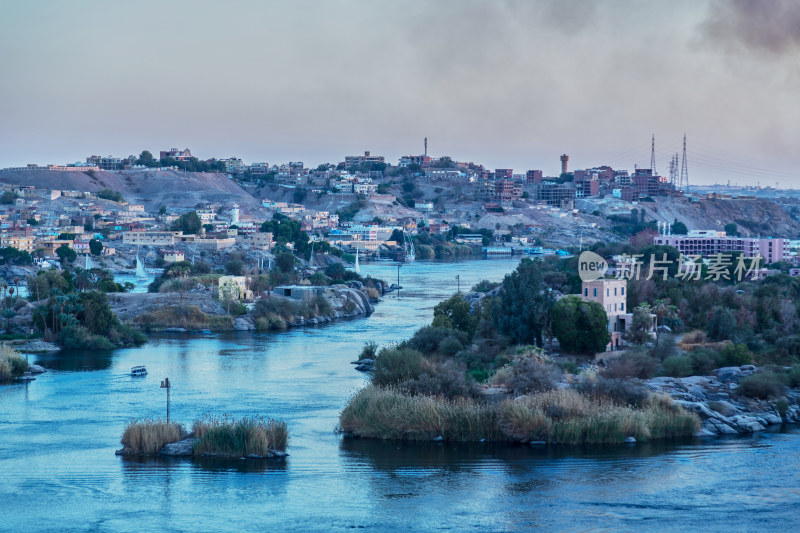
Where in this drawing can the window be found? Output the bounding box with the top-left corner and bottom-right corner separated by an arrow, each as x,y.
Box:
614,303 -> 617,312
606,288 -> 609,296
584,288 -> 588,297
593,288 -> 598,297
621,287 -> 625,296
614,287 -> 617,296
620,303 -> 624,311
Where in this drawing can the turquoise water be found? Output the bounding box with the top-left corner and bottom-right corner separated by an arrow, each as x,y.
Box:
1,258 -> 799,531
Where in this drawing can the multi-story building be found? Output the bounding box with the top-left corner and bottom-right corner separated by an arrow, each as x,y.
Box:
399,155 -> 432,167
526,170 -> 543,184
159,148 -> 193,161
85,155 -> 123,170
653,231 -> 789,264
580,279 -> 654,351
532,182 -> 576,209
345,151 -> 385,167
122,231 -> 177,246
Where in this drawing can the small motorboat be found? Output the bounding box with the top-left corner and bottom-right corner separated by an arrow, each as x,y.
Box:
131,365 -> 148,377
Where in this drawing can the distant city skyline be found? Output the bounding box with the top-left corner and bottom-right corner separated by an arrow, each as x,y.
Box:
2,0 -> 800,186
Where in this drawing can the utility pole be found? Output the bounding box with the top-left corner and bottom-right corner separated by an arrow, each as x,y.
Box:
160,378 -> 171,424
456,274 -> 460,293
397,264 -> 401,298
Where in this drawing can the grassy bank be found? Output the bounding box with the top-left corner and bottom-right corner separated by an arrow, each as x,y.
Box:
119,415 -> 288,457
135,304 -> 235,331
0,345 -> 27,381
340,386 -> 699,444
193,416 -> 288,457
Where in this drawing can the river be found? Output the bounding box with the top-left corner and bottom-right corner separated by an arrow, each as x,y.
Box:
1,258 -> 799,531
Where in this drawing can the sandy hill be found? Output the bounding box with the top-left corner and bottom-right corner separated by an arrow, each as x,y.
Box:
0,169 -> 260,211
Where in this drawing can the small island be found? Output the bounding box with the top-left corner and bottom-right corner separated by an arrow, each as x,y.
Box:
116,415 -> 289,460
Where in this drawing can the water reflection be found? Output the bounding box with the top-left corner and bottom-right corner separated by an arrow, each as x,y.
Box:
34,349 -> 116,371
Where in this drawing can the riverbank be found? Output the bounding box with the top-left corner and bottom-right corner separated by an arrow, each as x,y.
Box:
107,283 -> 375,333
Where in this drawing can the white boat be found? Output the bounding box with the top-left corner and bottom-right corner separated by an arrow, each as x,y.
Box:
135,256 -> 149,281
355,247 -> 360,274
131,365 -> 147,377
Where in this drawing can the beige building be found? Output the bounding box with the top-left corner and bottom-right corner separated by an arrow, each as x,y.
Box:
581,278 -> 642,351
123,231 -> 177,246
218,276 -> 251,300
0,235 -> 35,252
251,231 -> 274,251
195,237 -> 235,251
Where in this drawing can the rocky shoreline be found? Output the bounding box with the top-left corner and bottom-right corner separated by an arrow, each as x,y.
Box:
645,365 -> 799,437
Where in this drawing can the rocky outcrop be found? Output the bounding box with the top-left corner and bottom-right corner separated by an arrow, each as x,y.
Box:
17,341 -> 60,353
159,437 -> 197,456
645,366 -> 800,438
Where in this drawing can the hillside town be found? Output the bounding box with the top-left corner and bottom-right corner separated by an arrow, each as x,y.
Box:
3,143 -> 800,288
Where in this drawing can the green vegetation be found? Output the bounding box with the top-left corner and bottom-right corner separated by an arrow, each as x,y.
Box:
0,345 -> 27,381
135,304 -> 234,332
56,244 -> 77,263
0,246 -> 33,266
0,191 -> 19,204
550,296 -> 610,354
96,189 -> 124,202
171,211 -> 202,234
89,239 -> 103,256
336,198 -> 367,222
30,269 -> 144,349
193,416 -> 288,457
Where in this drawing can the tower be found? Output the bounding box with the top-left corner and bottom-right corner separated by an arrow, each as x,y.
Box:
679,134 -> 689,192
668,153 -> 679,188
424,137 -> 428,157
560,154 -> 569,175
231,204 -> 240,225
650,134 -> 656,174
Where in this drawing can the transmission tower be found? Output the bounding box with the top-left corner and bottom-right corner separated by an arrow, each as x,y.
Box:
668,153 -> 679,188
679,133 -> 689,192
650,134 -> 656,174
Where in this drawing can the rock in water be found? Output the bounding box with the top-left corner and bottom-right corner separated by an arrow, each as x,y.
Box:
159,438 -> 197,456
625,436 -> 636,444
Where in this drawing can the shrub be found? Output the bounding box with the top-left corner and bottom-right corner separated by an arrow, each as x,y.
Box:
662,355 -> 694,377
689,350 -> 716,375
736,371 -> 786,399
575,376 -> 650,407
561,361 -> 580,375
121,419 -> 185,455
192,415 -> 288,456
59,324 -> 114,350
650,334 -> 678,360
359,341 -> 378,361
714,343 -> 752,367
785,365 -> 800,388
399,359 -> 477,398
490,356 -> 561,395
438,336 -> 464,357
472,280 -> 500,293
601,350 -> 658,379
252,297 -> 300,321
365,287 -> 380,301
372,348 -> 424,387
228,301 -> 247,316
0,345 -> 27,380
408,326 -> 467,355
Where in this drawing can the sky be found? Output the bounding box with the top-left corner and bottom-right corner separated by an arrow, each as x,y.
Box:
1,0 -> 800,186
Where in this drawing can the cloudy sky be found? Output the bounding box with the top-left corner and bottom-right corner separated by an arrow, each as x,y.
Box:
1,0 -> 799,185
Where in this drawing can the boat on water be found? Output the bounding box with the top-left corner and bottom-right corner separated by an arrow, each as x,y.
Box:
135,256 -> 149,281
131,365 -> 147,377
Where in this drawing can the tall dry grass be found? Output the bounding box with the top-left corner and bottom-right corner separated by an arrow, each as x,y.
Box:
121,419 -> 186,455
340,386 -> 700,444
0,345 -> 27,381
192,415 -> 288,457
340,386 -> 501,442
